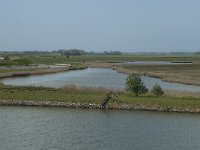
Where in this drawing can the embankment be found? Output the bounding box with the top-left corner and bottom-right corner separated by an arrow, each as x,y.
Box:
0,99 -> 200,114
114,66 -> 200,86
0,67 -> 69,79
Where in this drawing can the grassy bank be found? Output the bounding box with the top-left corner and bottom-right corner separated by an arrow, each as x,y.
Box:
115,63 -> 200,86
1,85 -> 200,113
0,67 -> 69,79
0,86 -> 106,104
0,57 -> 32,66
0,63 -> 86,79
19,54 -> 200,64
86,61 -> 200,86
1,54 -> 200,66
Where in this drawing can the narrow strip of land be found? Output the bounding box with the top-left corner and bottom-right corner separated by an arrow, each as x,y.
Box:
0,67 -> 69,79
0,86 -> 200,113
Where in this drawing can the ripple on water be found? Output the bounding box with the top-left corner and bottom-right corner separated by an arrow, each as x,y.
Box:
1,68 -> 200,92
1,107 -> 200,150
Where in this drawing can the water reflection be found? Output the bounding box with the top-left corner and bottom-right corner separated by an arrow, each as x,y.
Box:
1,107 -> 200,150
1,68 -> 200,92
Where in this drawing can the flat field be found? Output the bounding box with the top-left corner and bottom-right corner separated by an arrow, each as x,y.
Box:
0,85 -> 200,111
115,63 -> 200,86
24,54 -> 200,64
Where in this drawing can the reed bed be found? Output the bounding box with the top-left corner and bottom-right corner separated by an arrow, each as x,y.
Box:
164,90 -> 200,98
114,64 -> 200,86
62,84 -> 123,93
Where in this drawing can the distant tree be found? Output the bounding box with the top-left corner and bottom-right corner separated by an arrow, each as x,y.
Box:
63,49 -> 86,56
151,84 -> 164,96
103,51 -> 122,55
4,56 -> 10,61
113,51 -> 122,55
195,52 -> 200,55
125,74 -> 148,96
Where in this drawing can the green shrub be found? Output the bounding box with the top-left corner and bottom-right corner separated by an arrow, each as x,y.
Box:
4,56 -> 10,61
125,74 -> 148,96
151,84 -> 164,96
14,58 -> 32,65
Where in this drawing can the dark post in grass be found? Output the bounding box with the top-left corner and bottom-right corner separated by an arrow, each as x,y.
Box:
100,92 -> 117,109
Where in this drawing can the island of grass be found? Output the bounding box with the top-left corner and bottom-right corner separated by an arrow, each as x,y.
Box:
0,85 -> 200,113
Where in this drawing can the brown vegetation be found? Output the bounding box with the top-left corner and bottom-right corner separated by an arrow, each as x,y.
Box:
86,61 -> 200,86
164,90 -> 200,98
62,84 -> 123,93
114,64 -> 200,86
0,67 -> 69,79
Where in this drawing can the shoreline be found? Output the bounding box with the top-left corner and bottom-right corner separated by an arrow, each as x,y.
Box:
0,66 -> 87,80
113,66 -> 200,86
0,67 -> 69,79
0,99 -> 199,114
86,62 -> 200,87
0,62 -> 200,88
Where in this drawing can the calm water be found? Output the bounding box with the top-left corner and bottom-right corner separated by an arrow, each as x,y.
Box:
0,107 -> 200,150
1,68 -> 200,92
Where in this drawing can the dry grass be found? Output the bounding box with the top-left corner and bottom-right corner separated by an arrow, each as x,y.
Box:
164,90 -> 200,98
62,84 -> 123,93
62,84 -> 200,98
0,67 -> 69,79
85,61 -> 118,68
114,64 -> 200,86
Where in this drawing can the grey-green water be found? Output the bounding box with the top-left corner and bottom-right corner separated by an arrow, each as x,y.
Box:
1,107 -> 200,150
1,68 -> 200,93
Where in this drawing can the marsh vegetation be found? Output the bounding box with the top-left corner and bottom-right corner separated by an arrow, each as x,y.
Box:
0,52 -> 200,113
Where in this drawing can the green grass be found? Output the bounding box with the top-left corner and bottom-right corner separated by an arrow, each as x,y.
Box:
0,58 -> 32,66
1,86 -> 200,110
23,55 -> 200,64
118,94 -> 200,109
0,86 -> 104,104
1,54 -> 200,66
69,62 -> 87,70
0,62 -> 85,74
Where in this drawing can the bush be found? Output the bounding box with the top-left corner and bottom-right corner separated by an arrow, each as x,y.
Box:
14,58 -> 32,65
4,56 -> 10,61
125,74 -> 148,96
151,84 -> 164,96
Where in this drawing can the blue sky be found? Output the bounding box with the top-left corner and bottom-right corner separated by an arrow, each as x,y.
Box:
0,0 -> 200,52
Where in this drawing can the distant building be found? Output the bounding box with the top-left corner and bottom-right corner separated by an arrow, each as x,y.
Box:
0,56 -> 4,60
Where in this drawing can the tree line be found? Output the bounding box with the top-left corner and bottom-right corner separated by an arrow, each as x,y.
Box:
54,49 -> 122,56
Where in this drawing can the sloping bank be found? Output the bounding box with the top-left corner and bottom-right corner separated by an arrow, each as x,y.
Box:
0,65 -> 87,79
86,62 -> 200,86
0,67 -> 69,79
112,65 -> 200,86
1,99 -> 200,114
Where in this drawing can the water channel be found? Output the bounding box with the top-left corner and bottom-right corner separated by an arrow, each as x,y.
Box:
0,107 -> 200,150
1,68 -> 200,93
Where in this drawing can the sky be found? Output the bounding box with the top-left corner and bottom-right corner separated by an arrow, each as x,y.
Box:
0,0 -> 200,52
